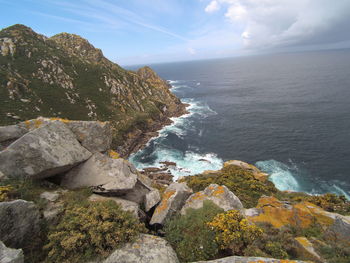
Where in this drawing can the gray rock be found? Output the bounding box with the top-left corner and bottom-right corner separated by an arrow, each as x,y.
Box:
0,200 -> 42,249
0,241 -> 24,263
0,125 -> 27,143
328,215 -> 350,242
192,256 -> 309,263
40,190 -> 66,225
88,194 -> 140,219
0,117 -> 112,153
64,120 -> 112,153
61,153 -> 137,194
150,182 -> 192,225
144,189 -> 161,212
181,184 -> 243,215
122,175 -> 152,205
40,191 -> 61,202
103,234 -> 179,263
0,121 -> 92,179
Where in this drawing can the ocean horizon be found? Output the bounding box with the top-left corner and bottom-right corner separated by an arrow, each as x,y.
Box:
128,49 -> 350,199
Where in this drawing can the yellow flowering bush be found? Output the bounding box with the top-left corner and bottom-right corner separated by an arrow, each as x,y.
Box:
0,185 -> 14,202
45,200 -> 146,263
208,210 -> 263,254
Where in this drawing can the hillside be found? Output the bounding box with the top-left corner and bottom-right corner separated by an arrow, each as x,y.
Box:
0,24 -> 186,156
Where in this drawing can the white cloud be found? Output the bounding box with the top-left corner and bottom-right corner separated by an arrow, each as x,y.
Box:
205,0 -> 220,13
205,0 -> 350,50
188,47 -> 197,55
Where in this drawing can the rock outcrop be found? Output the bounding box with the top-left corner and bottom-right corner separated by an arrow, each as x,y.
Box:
224,160 -> 269,182
181,184 -> 243,215
0,200 -> 42,249
150,182 -> 192,225
192,256 -> 309,263
61,152 -> 137,194
246,196 -> 350,242
103,234 -> 179,263
0,121 -> 92,179
294,237 -> 323,263
0,241 -> 24,263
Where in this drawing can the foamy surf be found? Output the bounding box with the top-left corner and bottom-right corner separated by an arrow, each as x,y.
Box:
256,159 -> 350,200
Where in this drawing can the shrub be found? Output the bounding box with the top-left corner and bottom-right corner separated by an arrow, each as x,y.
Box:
45,200 -> 146,263
264,241 -> 289,259
306,193 -> 350,215
207,210 -> 264,254
164,200 -> 224,262
0,185 -> 14,202
184,165 -> 278,207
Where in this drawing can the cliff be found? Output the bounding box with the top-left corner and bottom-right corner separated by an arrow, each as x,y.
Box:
0,24 -> 186,156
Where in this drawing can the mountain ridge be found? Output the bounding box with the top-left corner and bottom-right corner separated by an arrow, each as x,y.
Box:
0,24 -> 187,156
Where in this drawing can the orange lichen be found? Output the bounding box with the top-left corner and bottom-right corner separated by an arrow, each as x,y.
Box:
153,190 -> 176,214
49,117 -> 72,123
212,186 -> 225,197
189,192 -> 206,202
25,119 -> 44,129
108,150 -> 120,159
249,196 -> 336,229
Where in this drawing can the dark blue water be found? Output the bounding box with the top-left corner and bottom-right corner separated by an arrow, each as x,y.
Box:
128,50 -> 350,199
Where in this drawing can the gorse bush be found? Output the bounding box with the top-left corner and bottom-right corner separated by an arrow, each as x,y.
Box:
207,210 -> 264,254
164,201 -> 224,263
45,200 -> 146,263
184,165 -> 278,207
0,185 -> 14,202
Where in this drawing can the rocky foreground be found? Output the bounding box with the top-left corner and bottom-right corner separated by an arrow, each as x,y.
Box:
0,118 -> 349,263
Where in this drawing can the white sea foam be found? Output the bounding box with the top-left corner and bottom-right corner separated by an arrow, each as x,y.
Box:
129,81 -> 221,178
256,159 -> 350,200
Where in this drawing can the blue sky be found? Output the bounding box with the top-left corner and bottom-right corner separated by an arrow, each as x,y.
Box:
1,0 -> 350,65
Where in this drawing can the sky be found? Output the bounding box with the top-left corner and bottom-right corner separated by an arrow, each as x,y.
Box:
1,0 -> 350,65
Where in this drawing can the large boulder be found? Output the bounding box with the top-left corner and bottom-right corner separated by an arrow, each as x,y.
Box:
0,241 -> 24,263
0,117 -> 112,153
181,184 -> 243,215
88,194 -> 141,219
61,152 -> 137,194
0,121 -> 92,179
246,196 -> 350,242
192,256 -> 309,263
0,200 -> 42,249
144,189 -> 161,212
150,182 -> 192,225
103,234 -> 179,263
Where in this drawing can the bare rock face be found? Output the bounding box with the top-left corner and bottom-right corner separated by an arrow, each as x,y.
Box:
103,234 -> 179,263
0,200 -> 42,250
39,190 -> 66,225
192,256 -> 309,263
61,152 -> 137,194
0,121 -> 92,179
150,182 -> 192,226
88,194 -> 141,219
181,184 -> 243,215
0,124 -> 27,143
0,241 -> 24,263
294,237 -> 324,263
144,189 -> 161,212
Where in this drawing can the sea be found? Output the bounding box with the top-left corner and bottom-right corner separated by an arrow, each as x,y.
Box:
127,49 -> 350,199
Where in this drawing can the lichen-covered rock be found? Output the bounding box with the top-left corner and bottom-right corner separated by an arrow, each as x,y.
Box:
0,241 -> 24,263
144,189 -> 161,212
150,182 -> 192,225
103,234 -> 179,263
181,184 -> 243,215
0,200 -> 42,249
192,256 -> 309,263
247,196 -> 350,242
0,121 -> 92,179
224,160 -> 269,182
122,173 -> 153,204
7,117 -> 112,153
294,237 -> 323,262
88,194 -> 140,219
61,152 -> 137,194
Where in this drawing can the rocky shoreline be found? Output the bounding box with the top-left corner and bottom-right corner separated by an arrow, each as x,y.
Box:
117,101 -> 189,158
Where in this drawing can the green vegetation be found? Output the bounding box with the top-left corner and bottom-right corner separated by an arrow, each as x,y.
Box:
45,200 -> 146,263
164,201 -> 223,262
183,165 -> 278,207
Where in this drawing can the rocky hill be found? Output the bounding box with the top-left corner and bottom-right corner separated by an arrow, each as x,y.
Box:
0,24 -> 186,156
